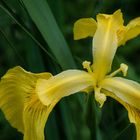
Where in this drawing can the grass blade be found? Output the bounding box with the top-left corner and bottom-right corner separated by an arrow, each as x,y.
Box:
0,1 -> 58,65
21,0 -> 76,69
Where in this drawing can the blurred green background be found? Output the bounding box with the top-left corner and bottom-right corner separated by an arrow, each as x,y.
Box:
0,0 -> 140,140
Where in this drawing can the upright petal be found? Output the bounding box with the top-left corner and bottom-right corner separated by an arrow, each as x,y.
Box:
73,18 -> 97,40
101,77 -> 140,110
119,17 -> 140,46
0,66 -> 52,140
36,70 -> 95,106
93,10 -> 124,81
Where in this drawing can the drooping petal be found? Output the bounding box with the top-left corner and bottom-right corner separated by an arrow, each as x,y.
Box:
119,17 -> 140,46
120,103 -> 140,140
93,9 -> 124,81
0,66 -> 52,140
36,70 -> 95,106
101,77 -> 140,110
136,125 -> 140,140
102,89 -> 140,140
23,93 -> 58,140
73,18 -> 97,40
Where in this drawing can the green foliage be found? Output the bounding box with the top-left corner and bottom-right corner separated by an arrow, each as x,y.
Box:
0,0 -> 140,140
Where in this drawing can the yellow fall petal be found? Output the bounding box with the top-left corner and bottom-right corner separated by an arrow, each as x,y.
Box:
23,93 -> 58,140
122,105 -> 140,140
102,89 -> 140,140
73,18 -> 97,40
136,125 -> 140,140
119,104 -> 140,140
119,17 -> 140,46
101,77 -> 140,110
0,66 -> 52,140
93,10 -> 124,81
36,70 -> 95,106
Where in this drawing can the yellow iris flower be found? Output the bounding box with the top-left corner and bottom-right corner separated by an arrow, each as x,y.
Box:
1,9 -> 140,140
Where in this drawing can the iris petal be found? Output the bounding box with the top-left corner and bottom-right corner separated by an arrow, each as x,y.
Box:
123,105 -> 140,140
119,17 -> 140,46
92,10 -> 123,81
73,18 -> 97,40
36,70 -> 95,106
0,66 -> 52,140
101,77 -> 140,110
102,89 -> 140,140
136,125 -> 140,140
23,94 -> 58,140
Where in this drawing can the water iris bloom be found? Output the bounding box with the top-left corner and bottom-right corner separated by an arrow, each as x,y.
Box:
0,9 -> 140,140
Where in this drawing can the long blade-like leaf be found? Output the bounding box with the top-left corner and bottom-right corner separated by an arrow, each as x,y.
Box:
21,0 -> 76,69
0,2 -> 58,65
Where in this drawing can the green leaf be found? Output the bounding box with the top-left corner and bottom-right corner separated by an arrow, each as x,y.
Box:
0,1 -> 57,65
21,0 -> 76,69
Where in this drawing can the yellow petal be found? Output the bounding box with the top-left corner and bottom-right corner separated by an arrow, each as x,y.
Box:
0,66 -> 52,140
118,102 -> 140,140
101,77 -> 140,110
23,92 -> 58,140
93,9 -> 124,81
73,18 -> 97,40
119,17 -> 140,45
102,89 -> 140,140
118,103 -> 140,140
36,70 -> 95,106
136,125 -> 140,140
